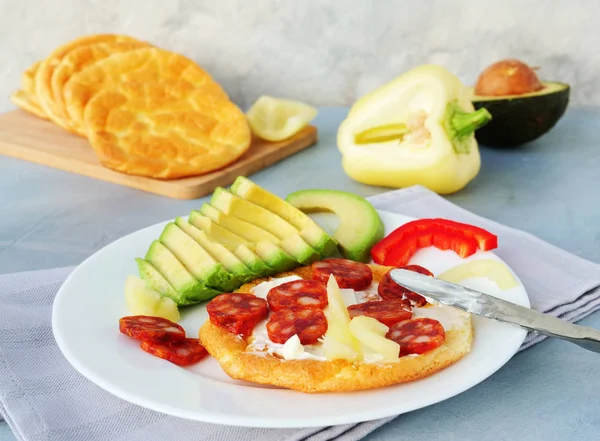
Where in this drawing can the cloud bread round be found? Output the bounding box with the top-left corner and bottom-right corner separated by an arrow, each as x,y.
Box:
11,61 -> 47,119
51,40 -> 150,133
34,34 -> 142,129
10,90 -> 48,120
199,264 -> 474,393
22,61 -> 42,99
63,47 -> 228,136
83,80 -> 251,179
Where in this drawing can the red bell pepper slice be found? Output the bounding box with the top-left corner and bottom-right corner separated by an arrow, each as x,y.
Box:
430,219 -> 498,251
382,227 -> 478,267
371,219 -> 437,264
432,229 -> 478,258
382,231 -> 421,267
371,218 -> 497,266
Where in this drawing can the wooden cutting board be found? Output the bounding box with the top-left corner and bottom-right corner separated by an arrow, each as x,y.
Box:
0,110 -> 318,199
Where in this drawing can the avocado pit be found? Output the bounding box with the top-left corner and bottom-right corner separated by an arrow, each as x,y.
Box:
475,59 -> 543,97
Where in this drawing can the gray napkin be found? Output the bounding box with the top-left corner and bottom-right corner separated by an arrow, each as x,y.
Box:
1,185 -> 600,441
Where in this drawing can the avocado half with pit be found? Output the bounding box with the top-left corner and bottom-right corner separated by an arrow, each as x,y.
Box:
469,59 -> 570,147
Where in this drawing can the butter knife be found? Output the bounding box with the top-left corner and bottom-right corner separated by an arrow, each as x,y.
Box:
390,268 -> 600,353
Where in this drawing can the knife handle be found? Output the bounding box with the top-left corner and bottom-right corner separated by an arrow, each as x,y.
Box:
533,321 -> 600,353
508,309 -> 600,353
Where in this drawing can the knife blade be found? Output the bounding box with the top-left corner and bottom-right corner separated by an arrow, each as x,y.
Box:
390,268 -> 600,353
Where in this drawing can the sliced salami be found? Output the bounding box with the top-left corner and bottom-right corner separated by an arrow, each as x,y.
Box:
347,299 -> 412,327
266,308 -> 328,345
206,293 -> 268,336
140,338 -> 208,366
267,279 -> 328,312
119,315 -> 186,343
311,258 -> 373,291
385,318 -> 445,356
378,265 -> 433,306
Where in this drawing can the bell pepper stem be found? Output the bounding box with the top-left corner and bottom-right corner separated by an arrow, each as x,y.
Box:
452,108 -> 492,139
445,100 -> 492,154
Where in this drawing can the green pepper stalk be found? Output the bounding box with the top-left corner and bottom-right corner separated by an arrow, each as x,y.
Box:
445,101 -> 492,154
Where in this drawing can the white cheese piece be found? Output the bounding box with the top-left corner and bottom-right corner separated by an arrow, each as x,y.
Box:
251,275 -> 302,299
340,288 -> 358,307
249,321 -> 327,361
411,305 -> 470,331
354,282 -> 380,303
362,350 -> 388,363
281,334 -> 304,360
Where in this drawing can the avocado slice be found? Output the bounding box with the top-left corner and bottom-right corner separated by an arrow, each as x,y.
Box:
253,241 -> 300,272
191,207 -> 296,271
230,176 -> 338,256
199,203 -> 279,243
190,211 -> 298,270
189,210 -> 253,250
231,244 -> 278,276
210,187 -> 320,263
285,189 -> 384,263
158,222 -> 238,292
136,258 -> 178,299
469,81 -> 569,147
187,210 -> 282,274
144,240 -> 221,305
175,217 -> 257,285
279,234 -> 320,264
199,198 -> 319,265
210,187 -> 298,239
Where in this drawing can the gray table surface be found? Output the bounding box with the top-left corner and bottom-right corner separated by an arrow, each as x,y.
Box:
1,106 -> 600,440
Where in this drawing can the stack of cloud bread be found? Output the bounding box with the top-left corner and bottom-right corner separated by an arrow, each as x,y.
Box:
10,34 -> 251,179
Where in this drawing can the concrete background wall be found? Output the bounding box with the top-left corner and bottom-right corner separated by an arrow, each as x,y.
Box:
1,0 -> 594,111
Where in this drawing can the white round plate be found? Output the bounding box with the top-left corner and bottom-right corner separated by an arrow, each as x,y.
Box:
52,210 -> 529,428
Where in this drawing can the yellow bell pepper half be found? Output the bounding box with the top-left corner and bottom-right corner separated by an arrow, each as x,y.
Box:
337,65 -> 491,194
